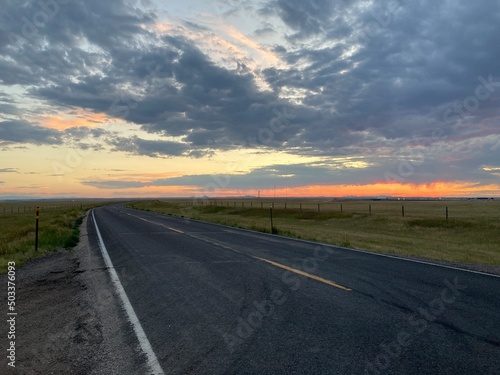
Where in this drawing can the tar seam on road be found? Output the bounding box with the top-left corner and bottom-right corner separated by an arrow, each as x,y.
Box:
91,209 -> 165,375
254,256 -> 352,292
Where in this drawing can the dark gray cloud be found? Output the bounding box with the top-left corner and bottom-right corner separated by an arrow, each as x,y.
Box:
148,163 -> 359,189
257,0 -> 500,183
264,0 -> 336,41
0,103 -> 19,116
254,22 -> 276,37
0,120 -> 61,144
107,136 -> 190,158
0,92 -> 19,117
0,93 -> 15,103
0,0 -> 157,130
250,0 -> 497,168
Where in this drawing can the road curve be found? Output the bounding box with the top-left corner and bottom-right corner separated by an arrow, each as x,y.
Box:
88,205 -> 500,375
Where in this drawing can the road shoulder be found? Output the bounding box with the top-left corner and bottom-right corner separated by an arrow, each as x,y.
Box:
1,212 -> 147,374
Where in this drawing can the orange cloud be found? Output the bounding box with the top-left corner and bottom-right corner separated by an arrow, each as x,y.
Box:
39,111 -> 111,131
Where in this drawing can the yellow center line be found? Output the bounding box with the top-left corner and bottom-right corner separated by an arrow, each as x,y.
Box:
126,213 -> 185,234
124,212 -> 349,292
253,256 -> 352,292
166,227 -> 184,234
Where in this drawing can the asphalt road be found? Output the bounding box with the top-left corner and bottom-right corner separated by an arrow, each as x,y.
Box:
88,205 -> 500,375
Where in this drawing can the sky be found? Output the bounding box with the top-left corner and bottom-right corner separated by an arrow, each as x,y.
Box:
0,0 -> 499,199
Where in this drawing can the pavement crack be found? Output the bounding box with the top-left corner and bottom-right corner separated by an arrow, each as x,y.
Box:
435,320 -> 500,348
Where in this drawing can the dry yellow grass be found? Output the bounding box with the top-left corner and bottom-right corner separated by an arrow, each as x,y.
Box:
0,201 -> 115,273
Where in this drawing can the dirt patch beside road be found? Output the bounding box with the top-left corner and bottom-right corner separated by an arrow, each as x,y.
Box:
1,212 -> 147,374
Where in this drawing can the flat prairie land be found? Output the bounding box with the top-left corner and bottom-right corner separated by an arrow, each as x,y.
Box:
0,201 -> 112,273
128,199 -> 500,266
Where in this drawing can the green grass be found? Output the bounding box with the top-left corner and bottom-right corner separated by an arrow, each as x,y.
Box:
127,199 -> 500,266
0,201 -> 113,273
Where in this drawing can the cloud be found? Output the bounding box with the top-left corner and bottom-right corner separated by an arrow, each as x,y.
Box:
0,168 -> 18,173
0,120 -> 62,144
0,103 -> 20,116
77,161 -> 374,191
39,111 -> 111,131
81,180 -> 147,189
254,22 -> 276,37
220,24 -> 281,65
264,0 -> 336,41
106,136 -> 190,158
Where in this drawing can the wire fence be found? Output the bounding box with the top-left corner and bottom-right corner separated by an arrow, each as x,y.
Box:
2,199 -> 498,221
0,202 -> 85,215
171,198 -> 500,221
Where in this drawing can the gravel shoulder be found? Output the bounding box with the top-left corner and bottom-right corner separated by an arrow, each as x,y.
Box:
0,212 -> 147,374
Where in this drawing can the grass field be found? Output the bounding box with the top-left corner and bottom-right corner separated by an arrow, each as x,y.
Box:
127,199 -> 500,265
0,201 -> 114,273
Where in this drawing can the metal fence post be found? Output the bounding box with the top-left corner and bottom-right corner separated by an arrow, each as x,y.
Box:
35,207 -> 40,252
270,206 -> 274,233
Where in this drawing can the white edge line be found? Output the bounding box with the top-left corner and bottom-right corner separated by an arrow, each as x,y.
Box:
125,207 -> 500,279
91,209 -> 165,375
